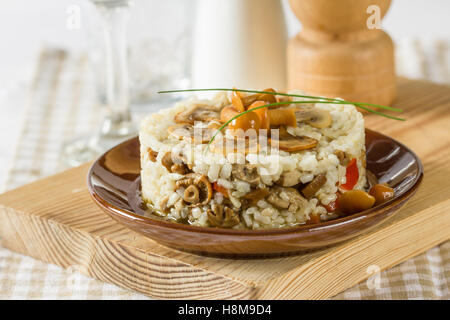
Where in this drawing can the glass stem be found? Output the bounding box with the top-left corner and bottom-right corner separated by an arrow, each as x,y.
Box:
97,2 -> 134,139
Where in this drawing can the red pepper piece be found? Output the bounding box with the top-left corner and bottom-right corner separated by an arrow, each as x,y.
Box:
341,158 -> 359,190
323,192 -> 340,213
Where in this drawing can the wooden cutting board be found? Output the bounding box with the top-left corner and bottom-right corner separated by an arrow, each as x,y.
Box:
0,79 -> 449,299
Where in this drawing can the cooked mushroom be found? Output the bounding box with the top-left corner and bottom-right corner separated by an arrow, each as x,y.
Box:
268,187 -> 307,213
147,147 -> 158,162
161,151 -> 189,174
183,185 -> 200,204
250,101 -> 270,130
301,173 -> 327,199
231,90 -> 245,112
266,193 -> 290,209
220,105 -> 262,133
168,123 -> 215,144
242,88 -> 277,107
233,164 -> 260,185
334,150 -> 347,165
369,183 -> 394,205
338,190 -> 375,215
276,92 -> 292,104
241,188 -> 270,207
176,173 -> 212,206
174,104 -> 220,124
284,187 -> 308,213
269,127 -> 317,152
168,123 -> 193,140
268,108 -> 297,127
207,203 -> 240,228
161,152 -> 174,172
294,108 -> 332,128
220,105 -> 239,123
276,170 -> 302,187
171,164 -> 188,174
158,196 -> 170,213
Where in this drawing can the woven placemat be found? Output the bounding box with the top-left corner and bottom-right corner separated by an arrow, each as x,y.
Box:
0,44 -> 449,299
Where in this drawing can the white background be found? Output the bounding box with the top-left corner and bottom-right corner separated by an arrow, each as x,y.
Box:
0,0 -> 449,189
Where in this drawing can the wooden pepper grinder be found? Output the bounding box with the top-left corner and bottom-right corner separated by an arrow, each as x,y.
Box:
287,0 -> 396,106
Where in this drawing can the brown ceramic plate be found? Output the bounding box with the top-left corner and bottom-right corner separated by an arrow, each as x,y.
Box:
87,129 -> 423,257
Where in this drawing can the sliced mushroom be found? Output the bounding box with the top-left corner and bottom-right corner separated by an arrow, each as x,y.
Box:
176,173 -> 212,206
268,187 -> 307,213
161,152 -> 174,172
233,164 -> 260,185
220,106 -> 262,133
301,173 -> 327,199
168,123 -> 216,144
267,193 -> 290,209
268,108 -> 297,127
207,203 -> 240,228
294,108 -> 332,128
241,188 -> 270,207
220,105 -> 239,123
251,101 -> 270,130
276,92 -> 292,104
276,170 -> 302,187
158,196 -> 170,214
334,149 -> 347,166
147,147 -> 158,162
270,127 -> 317,152
284,187 -> 308,213
183,185 -> 200,204
242,88 -> 277,107
174,104 -> 220,124
231,90 -> 245,112
168,123 -> 193,140
161,151 -> 189,174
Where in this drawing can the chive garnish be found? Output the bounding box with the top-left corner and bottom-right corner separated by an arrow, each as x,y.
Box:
158,88 -> 403,113
158,88 -> 405,151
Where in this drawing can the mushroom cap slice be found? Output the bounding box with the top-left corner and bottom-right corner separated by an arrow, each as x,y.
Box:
301,173 -> 327,199
168,123 -> 216,144
270,127 -> 317,152
277,170 -> 302,187
242,88 -> 277,108
232,164 -> 260,185
220,105 -> 240,123
294,108 -> 332,128
168,123 -> 194,140
207,203 -> 240,228
241,188 -> 270,207
183,185 -> 200,204
268,108 -> 297,127
176,173 -> 212,206
174,104 -> 220,125
231,90 -> 245,112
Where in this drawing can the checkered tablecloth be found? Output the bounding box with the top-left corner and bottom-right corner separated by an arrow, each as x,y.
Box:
0,42 -> 449,300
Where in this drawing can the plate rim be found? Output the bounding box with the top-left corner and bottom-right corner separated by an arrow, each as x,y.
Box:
87,128 -> 424,237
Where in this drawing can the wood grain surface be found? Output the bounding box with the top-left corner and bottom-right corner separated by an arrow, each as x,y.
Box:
0,79 -> 449,299
287,0 -> 396,106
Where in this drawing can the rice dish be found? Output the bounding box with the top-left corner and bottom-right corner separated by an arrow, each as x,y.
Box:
139,90 -> 367,229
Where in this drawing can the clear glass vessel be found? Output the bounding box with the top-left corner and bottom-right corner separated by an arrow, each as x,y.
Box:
60,0 -> 136,168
